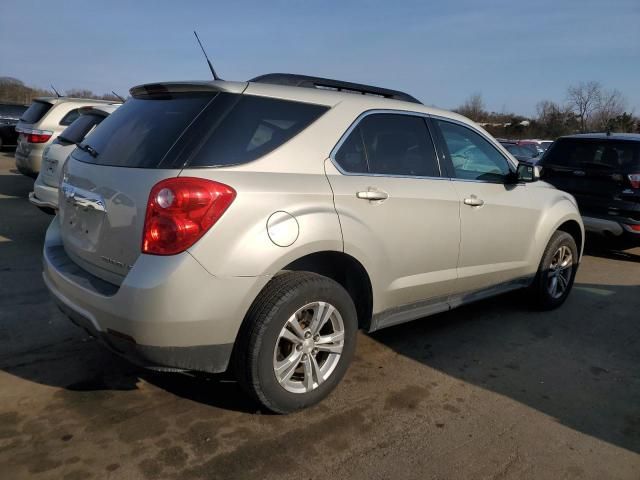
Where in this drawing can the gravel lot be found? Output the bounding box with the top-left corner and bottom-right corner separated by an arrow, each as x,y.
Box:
0,149 -> 639,480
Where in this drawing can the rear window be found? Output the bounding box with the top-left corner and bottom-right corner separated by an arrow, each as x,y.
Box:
73,94 -> 213,167
541,138 -> 640,172
57,113 -> 105,145
73,92 -> 327,168
20,101 -> 52,124
0,104 -> 27,120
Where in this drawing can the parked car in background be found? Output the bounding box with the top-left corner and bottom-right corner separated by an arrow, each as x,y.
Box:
0,103 -> 28,149
43,74 -> 583,413
521,139 -> 553,153
14,97 -> 115,177
499,141 -> 540,162
29,103 -> 121,213
539,133 -> 640,249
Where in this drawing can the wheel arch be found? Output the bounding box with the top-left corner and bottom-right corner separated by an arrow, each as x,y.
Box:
280,251 -> 374,330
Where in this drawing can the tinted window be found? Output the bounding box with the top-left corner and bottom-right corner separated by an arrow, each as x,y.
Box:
59,109 -> 81,126
57,113 -> 105,145
541,138 -> 640,172
0,104 -> 27,120
20,101 -> 52,123
334,114 -> 439,177
73,94 -> 213,167
438,121 -> 511,181
187,94 -> 328,167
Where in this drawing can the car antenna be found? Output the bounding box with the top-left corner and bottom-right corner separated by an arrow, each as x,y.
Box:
193,30 -> 221,80
112,91 -> 126,102
50,84 -> 62,98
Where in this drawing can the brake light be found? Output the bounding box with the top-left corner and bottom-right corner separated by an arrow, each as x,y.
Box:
628,174 -> 640,189
627,224 -> 640,232
142,177 -> 236,255
26,132 -> 52,143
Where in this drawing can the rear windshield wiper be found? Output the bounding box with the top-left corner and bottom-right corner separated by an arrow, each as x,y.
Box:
61,136 -> 99,158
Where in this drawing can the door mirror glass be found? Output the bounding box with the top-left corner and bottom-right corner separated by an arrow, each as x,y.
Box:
517,162 -> 540,182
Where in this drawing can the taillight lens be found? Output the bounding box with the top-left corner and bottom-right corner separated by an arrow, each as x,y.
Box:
628,174 -> 640,189
142,177 -> 236,255
26,132 -> 52,143
627,224 -> 640,232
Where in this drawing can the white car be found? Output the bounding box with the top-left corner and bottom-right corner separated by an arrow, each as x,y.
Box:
29,104 -> 120,212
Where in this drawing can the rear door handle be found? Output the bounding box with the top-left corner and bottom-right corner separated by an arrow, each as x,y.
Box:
463,196 -> 484,207
356,190 -> 389,201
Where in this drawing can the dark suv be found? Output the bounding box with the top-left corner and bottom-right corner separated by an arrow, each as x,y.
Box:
0,103 -> 27,149
538,133 -> 640,248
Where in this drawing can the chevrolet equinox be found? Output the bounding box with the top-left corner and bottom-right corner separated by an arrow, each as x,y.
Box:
43,74 -> 584,413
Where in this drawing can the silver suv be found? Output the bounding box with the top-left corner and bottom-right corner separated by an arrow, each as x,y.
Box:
30,104 -> 121,212
15,97 -> 115,176
43,74 -> 584,413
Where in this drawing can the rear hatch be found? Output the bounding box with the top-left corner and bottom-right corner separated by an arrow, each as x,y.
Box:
539,137 -> 640,219
59,85 -> 230,284
16,99 -> 55,158
41,109 -> 111,187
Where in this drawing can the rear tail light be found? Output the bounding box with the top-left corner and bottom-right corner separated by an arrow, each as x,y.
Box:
627,224 -> 640,232
25,130 -> 52,143
628,174 -> 640,189
142,177 -> 236,255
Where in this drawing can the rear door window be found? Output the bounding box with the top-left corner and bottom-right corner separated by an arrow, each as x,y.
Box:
20,101 -> 52,124
334,113 -> 440,177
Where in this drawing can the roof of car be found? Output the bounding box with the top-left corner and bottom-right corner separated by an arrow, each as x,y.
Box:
78,104 -> 122,116
34,97 -> 117,106
130,77 -> 479,130
561,133 -> 640,142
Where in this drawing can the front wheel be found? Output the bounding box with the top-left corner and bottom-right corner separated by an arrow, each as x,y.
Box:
234,272 -> 357,413
529,230 -> 578,310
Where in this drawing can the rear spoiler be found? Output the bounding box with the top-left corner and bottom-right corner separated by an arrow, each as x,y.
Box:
129,81 -> 247,99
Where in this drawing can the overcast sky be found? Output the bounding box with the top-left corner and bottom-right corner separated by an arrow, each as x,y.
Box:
1,0 -> 638,116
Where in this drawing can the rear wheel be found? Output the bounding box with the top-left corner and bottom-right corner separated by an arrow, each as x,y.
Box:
529,231 -> 578,310
234,272 -> 357,413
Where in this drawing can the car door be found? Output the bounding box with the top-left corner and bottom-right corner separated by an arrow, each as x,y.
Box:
325,112 -> 461,318
432,118 -> 542,295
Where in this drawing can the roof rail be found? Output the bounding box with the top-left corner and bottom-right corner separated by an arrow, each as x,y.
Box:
250,73 -> 422,105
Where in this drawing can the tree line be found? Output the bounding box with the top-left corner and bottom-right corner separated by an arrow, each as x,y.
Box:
454,81 -> 638,139
0,77 -> 122,104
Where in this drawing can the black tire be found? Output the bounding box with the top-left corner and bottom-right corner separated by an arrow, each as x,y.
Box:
529,231 -> 578,310
234,271 -> 357,413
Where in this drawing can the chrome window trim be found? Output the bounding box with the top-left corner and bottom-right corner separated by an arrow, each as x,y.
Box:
328,109 -> 445,181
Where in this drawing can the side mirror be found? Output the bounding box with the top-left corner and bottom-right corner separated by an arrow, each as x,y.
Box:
517,162 -> 540,182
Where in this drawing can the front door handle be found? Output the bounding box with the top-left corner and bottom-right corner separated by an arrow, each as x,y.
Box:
356,189 -> 389,201
463,195 -> 484,207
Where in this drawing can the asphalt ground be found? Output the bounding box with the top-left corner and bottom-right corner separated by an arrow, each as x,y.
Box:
0,149 -> 638,479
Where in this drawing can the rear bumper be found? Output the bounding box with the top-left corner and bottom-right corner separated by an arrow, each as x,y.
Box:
30,175 -> 59,210
583,215 -> 640,247
43,217 -> 270,373
15,147 -> 44,176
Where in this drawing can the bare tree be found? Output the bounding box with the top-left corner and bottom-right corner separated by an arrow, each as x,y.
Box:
455,93 -> 486,122
593,89 -> 627,131
566,81 -> 602,133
